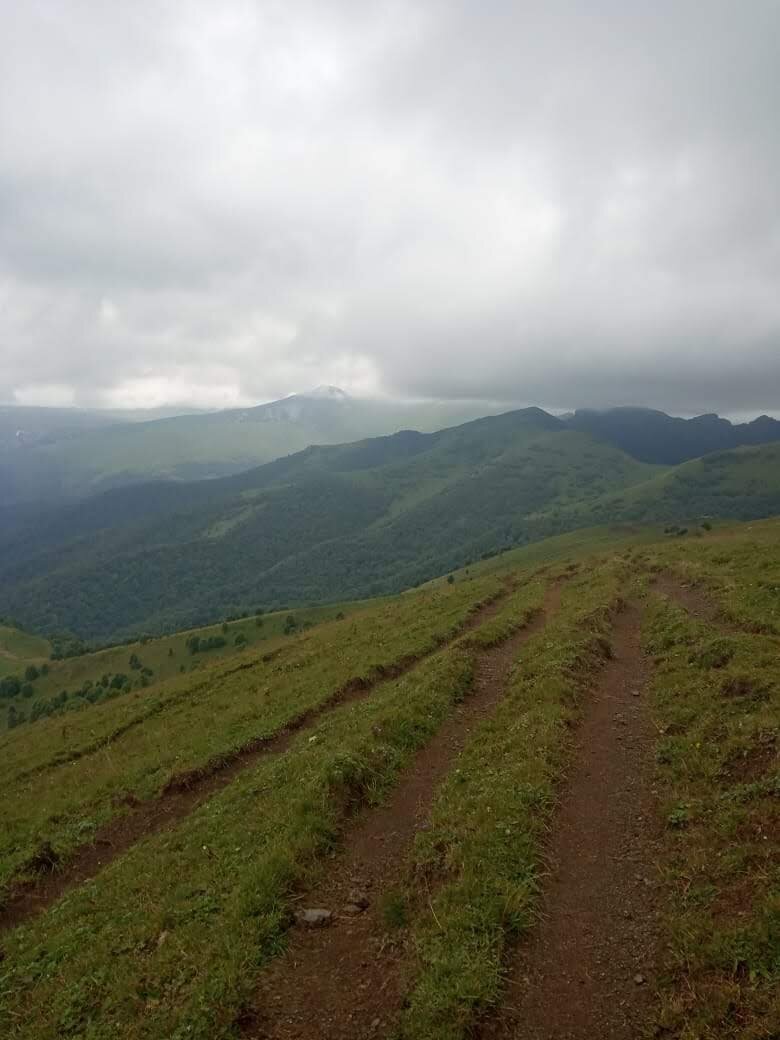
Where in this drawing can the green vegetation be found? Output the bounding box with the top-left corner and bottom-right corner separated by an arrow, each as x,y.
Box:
399,561 -> 627,1038
0,579 -> 545,1040
0,624 -> 50,679
0,408 -> 662,640
3,407 -> 780,645
0,574 -> 503,891
0,601 -> 370,735
0,392 -> 515,506
0,519 -> 777,1039
637,542 -> 779,1038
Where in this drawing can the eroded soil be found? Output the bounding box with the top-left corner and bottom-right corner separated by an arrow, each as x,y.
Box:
243,586 -> 562,1040
0,590 -> 510,933
478,602 -> 662,1040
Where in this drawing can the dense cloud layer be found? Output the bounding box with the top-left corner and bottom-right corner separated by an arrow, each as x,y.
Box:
1,1 -> 779,414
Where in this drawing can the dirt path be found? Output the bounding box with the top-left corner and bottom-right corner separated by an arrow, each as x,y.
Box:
0,589 -> 510,934
478,602 -> 661,1040
242,584 -> 562,1040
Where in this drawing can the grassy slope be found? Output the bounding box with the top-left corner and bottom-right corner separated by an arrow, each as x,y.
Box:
0,600 -> 373,733
638,533 -> 780,1039
0,581 -> 547,1040
0,520 -> 777,1039
0,574 -> 503,891
0,626 -> 51,679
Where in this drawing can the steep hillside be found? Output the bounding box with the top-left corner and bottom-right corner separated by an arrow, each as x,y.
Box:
0,409 -> 658,639
568,406 -> 780,464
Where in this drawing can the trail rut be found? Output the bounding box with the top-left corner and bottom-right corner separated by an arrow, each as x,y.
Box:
243,584 -> 562,1040
478,601 -> 661,1040
0,590 -> 512,934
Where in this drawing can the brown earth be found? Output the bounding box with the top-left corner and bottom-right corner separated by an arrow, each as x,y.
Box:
0,589 -> 511,934
242,584 -> 562,1040
478,601 -> 662,1040
652,573 -> 741,636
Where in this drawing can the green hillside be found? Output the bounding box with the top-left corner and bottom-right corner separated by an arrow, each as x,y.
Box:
0,520 -> 777,1040
0,625 -> 51,680
0,409 -> 663,640
0,600 -> 371,734
2,410 -> 780,644
0,391 -> 515,505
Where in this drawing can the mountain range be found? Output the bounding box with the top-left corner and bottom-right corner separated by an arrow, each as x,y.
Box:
0,389 -> 515,505
1,404 -> 779,643
3,391 -> 779,507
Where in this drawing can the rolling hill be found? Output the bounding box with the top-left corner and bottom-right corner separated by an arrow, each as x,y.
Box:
0,389 -> 517,506
2,404 -> 780,643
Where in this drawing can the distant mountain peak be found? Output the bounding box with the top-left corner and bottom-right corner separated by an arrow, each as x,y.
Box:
299,385 -> 350,402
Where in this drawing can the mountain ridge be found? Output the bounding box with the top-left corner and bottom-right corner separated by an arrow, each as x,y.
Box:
2,404 -> 780,643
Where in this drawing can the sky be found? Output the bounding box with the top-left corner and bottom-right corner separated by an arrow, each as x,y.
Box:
1,0 -> 779,416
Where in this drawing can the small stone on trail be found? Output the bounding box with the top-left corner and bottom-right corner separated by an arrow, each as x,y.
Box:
348,889 -> 370,909
634,973 -> 646,985
632,689 -> 641,697
341,903 -> 366,916
296,908 -> 333,927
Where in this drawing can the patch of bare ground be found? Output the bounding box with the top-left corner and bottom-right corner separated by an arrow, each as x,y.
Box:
241,585 -> 562,1040
477,602 -> 662,1040
652,573 -> 736,634
0,589 -> 510,935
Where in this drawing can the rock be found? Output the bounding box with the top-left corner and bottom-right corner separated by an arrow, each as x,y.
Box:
296,908 -> 333,927
632,689 -> 641,697
341,903 -> 365,916
157,930 -> 169,947
634,973 -> 646,985
348,889 -> 370,909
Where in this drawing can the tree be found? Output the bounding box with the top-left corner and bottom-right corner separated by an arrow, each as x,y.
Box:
0,676 -> 21,699
25,664 -> 39,681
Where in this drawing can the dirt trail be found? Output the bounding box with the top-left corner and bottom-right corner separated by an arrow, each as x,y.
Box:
243,584 -> 562,1040
0,589 -> 510,934
478,602 -> 661,1040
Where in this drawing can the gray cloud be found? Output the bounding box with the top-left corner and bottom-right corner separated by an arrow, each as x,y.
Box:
1,0 -> 779,414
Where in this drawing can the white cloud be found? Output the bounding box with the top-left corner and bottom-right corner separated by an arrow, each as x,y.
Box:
0,0 -> 778,414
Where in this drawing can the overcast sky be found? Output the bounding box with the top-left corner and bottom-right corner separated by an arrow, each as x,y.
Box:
1,1 -> 779,416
